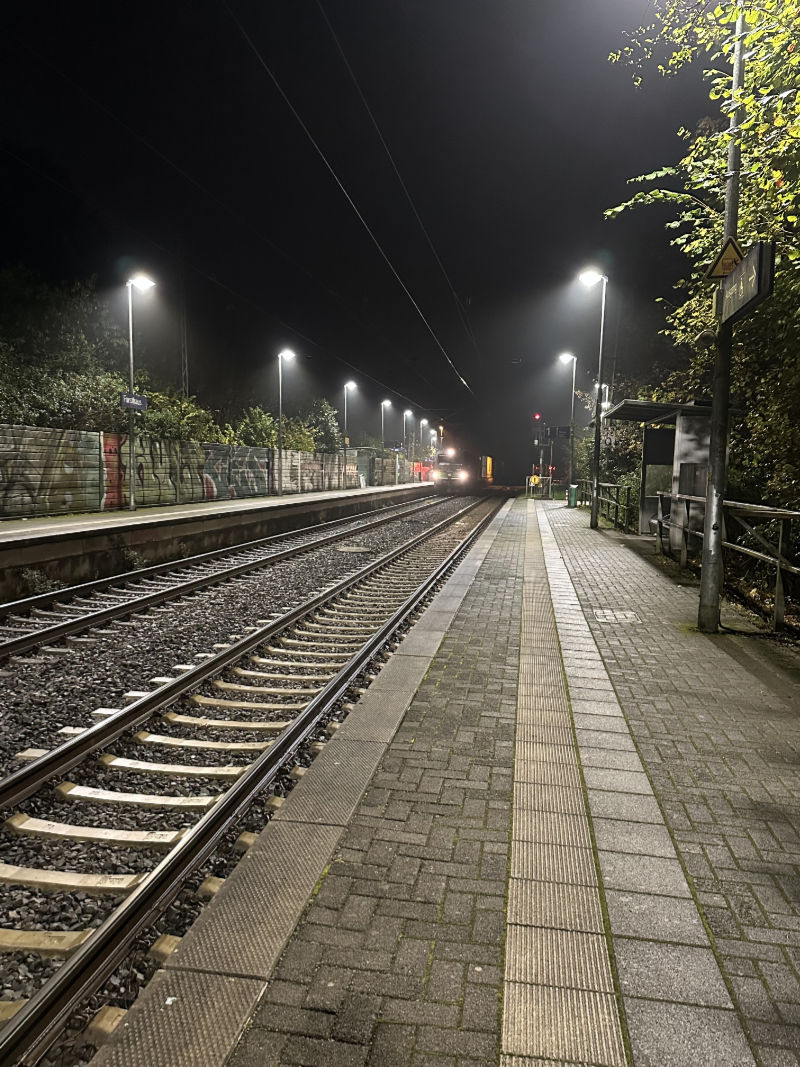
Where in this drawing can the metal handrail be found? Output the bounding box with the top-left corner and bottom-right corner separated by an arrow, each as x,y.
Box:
576,479 -> 637,533
655,491 -> 800,629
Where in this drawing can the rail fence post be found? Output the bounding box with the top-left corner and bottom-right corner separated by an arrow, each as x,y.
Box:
774,517 -> 789,630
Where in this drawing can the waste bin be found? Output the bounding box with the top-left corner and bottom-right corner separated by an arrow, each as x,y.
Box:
567,484 -> 578,508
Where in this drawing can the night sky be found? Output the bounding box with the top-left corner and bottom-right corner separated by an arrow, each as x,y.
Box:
1,1 -> 712,479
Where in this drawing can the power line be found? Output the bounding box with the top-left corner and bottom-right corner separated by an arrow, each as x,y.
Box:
316,0 -> 486,371
223,1 -> 474,397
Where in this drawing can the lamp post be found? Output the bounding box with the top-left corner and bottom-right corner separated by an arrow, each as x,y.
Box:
277,348 -> 295,496
698,9 -> 747,634
342,381 -> 356,490
559,352 -> 577,486
380,400 -> 392,487
126,274 -> 156,511
403,410 -> 412,457
578,269 -> 608,529
343,381 -> 356,440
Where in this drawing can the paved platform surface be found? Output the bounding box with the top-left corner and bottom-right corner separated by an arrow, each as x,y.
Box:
93,499 -> 800,1067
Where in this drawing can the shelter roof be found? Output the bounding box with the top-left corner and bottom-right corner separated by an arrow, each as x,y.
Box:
602,400 -> 712,425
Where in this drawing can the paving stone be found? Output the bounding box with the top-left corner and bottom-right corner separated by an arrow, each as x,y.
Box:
591,817 -> 677,858
614,938 -> 732,1007
604,888 -> 710,945
597,850 -> 691,897
624,998 -> 756,1066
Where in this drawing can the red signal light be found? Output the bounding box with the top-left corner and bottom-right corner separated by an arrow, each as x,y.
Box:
533,411 -> 542,421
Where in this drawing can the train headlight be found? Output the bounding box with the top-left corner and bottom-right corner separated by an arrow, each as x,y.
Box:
458,470 -> 469,481
431,470 -> 439,480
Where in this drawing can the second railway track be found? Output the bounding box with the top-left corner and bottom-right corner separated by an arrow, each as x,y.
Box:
0,496 -> 450,661
0,494 -> 502,1066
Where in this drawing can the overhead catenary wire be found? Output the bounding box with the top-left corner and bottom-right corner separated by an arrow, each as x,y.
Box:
315,0 -> 486,372
223,1 -> 475,398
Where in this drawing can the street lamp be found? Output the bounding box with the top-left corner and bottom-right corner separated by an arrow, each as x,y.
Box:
343,381 -> 356,440
126,274 -> 156,511
380,400 -> 392,451
342,381 -> 356,490
403,410 -> 413,456
558,352 -> 577,486
277,348 -> 295,496
578,269 -> 608,529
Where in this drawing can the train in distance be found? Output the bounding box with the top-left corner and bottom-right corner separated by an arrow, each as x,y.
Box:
429,447 -> 493,491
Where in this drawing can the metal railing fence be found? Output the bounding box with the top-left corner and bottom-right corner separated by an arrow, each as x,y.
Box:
655,492 -> 800,630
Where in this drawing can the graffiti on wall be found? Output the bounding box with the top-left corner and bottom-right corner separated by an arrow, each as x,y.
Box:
1,423 -> 373,519
0,425 -> 102,515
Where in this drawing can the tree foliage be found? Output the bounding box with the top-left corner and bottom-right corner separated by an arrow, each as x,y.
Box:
608,1 -> 800,505
302,398 -> 343,452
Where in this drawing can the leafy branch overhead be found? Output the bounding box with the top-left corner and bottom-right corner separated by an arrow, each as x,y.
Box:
607,0 -> 800,506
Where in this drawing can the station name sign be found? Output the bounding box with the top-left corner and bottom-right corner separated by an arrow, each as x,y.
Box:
120,392 -> 148,411
716,241 -> 775,325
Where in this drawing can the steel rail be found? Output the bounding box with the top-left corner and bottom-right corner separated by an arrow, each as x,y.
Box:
0,495 -> 439,618
0,498 -> 484,809
0,497 -> 501,1067
0,497 -> 446,659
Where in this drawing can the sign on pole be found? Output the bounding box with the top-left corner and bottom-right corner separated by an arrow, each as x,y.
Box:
120,393 -> 148,412
705,236 -> 745,280
716,241 -> 775,325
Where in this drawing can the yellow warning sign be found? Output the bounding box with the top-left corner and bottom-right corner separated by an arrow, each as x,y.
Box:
706,237 -> 745,280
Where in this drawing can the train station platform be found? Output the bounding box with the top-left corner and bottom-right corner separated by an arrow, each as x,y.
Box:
93,498 -> 800,1067
0,483 -> 432,600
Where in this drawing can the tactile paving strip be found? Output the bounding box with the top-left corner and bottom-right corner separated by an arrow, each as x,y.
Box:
506,879 -> 604,933
505,926 -> 614,990
166,821 -> 343,978
503,983 -> 626,1066
271,737 -> 385,825
91,969 -> 262,1067
501,501 -> 626,1065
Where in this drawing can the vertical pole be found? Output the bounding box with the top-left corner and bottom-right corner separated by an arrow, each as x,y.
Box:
342,386 -> 347,491
180,275 -> 189,398
590,277 -> 608,529
127,282 -> 136,512
568,356 -> 576,486
773,518 -> 788,630
277,356 -> 283,497
698,12 -> 746,632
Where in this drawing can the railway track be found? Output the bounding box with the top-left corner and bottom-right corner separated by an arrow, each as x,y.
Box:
0,495 -> 501,1066
0,496 -> 446,661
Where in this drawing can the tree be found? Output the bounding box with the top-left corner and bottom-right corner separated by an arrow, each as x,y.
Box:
141,388 -> 230,443
0,265 -> 127,375
233,406 -> 277,447
608,1 -> 800,505
302,398 -> 343,452
283,417 -> 315,452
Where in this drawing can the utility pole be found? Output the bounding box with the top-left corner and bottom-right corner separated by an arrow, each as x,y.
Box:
698,12 -> 746,633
